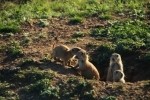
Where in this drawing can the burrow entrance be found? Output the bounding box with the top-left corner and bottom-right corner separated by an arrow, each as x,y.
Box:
91,49 -> 150,82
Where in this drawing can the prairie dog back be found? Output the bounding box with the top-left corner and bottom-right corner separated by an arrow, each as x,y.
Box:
75,50 -> 100,80
52,44 -> 70,60
52,45 -> 73,66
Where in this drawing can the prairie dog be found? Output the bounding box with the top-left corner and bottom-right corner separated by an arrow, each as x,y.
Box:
113,70 -> 125,83
107,53 -> 124,82
75,49 -> 100,80
52,45 -> 82,66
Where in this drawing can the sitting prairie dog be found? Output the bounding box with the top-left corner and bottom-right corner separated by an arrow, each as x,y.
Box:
74,49 -> 100,80
52,45 -> 82,66
113,70 -> 125,83
107,53 -> 124,82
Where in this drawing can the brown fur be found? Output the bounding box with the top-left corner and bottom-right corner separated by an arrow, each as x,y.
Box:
113,70 -> 125,83
75,49 -> 100,80
52,45 -> 82,66
107,53 -> 124,82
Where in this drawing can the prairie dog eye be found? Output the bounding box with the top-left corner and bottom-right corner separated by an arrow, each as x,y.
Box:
81,52 -> 84,55
112,58 -> 115,61
116,54 -> 119,58
115,71 -> 118,74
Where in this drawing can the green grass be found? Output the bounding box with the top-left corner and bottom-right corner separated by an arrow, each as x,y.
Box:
18,69 -> 95,100
102,96 -> 117,100
69,17 -> 83,24
90,20 -> 150,52
72,31 -> 85,38
0,82 -> 18,99
0,0 -> 149,33
1,41 -> 24,58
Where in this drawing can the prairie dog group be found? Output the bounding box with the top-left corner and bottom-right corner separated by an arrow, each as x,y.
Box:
107,53 -> 125,83
52,45 -> 82,66
74,49 -> 100,80
52,44 -> 125,82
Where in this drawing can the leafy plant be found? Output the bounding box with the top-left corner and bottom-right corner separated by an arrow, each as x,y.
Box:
90,28 -> 110,38
38,19 -> 49,27
102,96 -> 117,100
69,17 -> 83,25
0,82 -> 17,99
28,79 -> 51,94
40,86 -> 60,99
4,41 -> 24,58
99,12 -> 112,20
72,31 -> 85,38
90,20 -> 150,52
115,39 -> 145,54
15,67 -> 54,84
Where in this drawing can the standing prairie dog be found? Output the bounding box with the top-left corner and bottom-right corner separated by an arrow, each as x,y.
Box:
52,45 -> 82,66
75,49 -> 100,80
113,70 -> 125,83
107,53 -> 125,82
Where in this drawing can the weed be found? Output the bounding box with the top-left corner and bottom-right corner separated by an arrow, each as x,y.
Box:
63,77 -> 95,99
99,13 -> 112,20
90,28 -> 110,38
20,37 -> 32,46
19,58 -> 36,68
0,32 -> 15,38
40,86 -> 60,99
0,82 -> 17,99
72,31 -> 85,38
23,78 -> 60,99
67,77 -> 80,84
86,42 -> 99,50
2,41 -> 24,58
115,39 -> 145,54
38,32 -> 48,39
102,96 -> 117,100
69,17 -> 83,25
26,79 -> 51,94
38,19 -> 49,27
0,22 -> 20,33
15,67 -> 54,84
40,54 -> 52,62
69,38 -> 79,43
0,82 -> 10,96
75,81 -> 95,99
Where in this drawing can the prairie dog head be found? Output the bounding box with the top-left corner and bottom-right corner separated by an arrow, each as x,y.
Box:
113,70 -> 125,83
75,49 -> 89,61
110,53 -> 122,63
70,47 -> 82,55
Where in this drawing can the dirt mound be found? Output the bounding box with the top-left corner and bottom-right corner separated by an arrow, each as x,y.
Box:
0,17 -> 150,99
